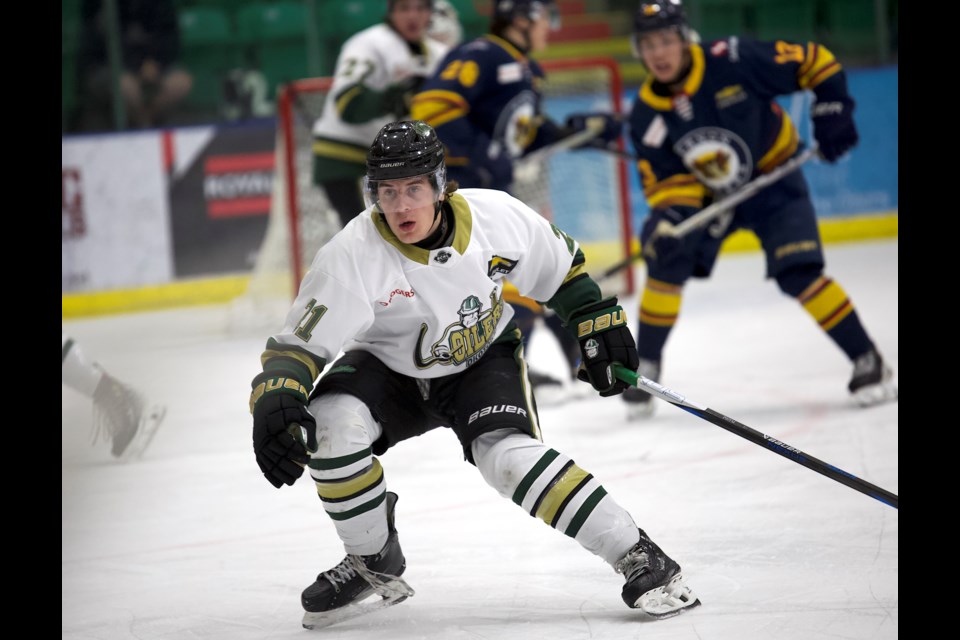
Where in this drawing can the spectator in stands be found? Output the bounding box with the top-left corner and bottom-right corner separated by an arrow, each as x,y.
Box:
78,0 -> 193,130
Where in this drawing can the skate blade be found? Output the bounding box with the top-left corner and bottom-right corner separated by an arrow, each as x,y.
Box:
635,573 -> 700,619
302,578 -> 414,630
852,379 -> 898,408
118,404 -> 166,461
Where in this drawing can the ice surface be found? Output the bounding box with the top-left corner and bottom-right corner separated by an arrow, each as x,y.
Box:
63,240 -> 898,639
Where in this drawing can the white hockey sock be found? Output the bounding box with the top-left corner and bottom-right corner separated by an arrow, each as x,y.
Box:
62,334 -> 105,398
309,393 -> 389,556
473,429 -> 640,566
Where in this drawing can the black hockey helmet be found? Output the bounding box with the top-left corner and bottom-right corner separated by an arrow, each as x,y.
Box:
492,0 -> 559,27
364,121 -> 447,209
634,0 -> 688,34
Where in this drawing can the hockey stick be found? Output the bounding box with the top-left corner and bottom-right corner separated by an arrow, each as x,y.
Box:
597,147 -> 819,283
611,365 -> 898,509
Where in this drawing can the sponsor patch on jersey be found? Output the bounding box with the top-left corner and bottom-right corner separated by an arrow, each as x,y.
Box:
642,115 -> 668,148
487,255 -> 518,278
497,62 -> 524,84
434,250 -> 452,264
715,84 -> 747,109
377,287 -> 416,307
729,36 -> 740,62
674,127 -> 753,193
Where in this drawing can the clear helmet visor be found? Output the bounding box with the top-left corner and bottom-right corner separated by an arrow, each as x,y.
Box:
363,165 -> 447,213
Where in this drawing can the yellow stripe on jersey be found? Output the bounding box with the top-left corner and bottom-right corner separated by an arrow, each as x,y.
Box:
334,85 -> 364,116
639,278 -> 682,327
641,169 -> 708,209
411,90 -> 470,128
535,464 -> 590,526
315,459 -> 384,501
562,261 -> 586,284
799,277 -> 854,331
758,107 -> 800,173
312,139 -> 368,163
483,34 -> 527,62
798,43 -> 842,89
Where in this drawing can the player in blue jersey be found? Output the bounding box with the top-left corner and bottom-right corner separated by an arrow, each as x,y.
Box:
622,0 -> 897,417
410,0 -> 624,392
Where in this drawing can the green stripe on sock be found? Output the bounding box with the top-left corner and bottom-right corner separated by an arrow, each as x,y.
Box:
325,491 -> 386,521
309,447 -> 373,471
564,486 -> 607,538
512,449 -> 560,506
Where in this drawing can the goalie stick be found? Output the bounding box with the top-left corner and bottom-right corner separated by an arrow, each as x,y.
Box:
612,364 -> 899,510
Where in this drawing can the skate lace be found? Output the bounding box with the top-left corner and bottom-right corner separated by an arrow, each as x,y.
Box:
323,554 -> 412,599
90,374 -> 145,447
322,557 -> 359,587
852,350 -> 878,377
614,544 -> 651,581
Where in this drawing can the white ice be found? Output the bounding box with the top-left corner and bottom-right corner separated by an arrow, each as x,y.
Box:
62,240 -> 898,640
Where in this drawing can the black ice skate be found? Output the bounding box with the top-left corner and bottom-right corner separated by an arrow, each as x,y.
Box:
848,348 -> 898,407
615,529 -> 700,619
301,492 -> 413,630
92,372 -> 165,460
623,360 -> 661,421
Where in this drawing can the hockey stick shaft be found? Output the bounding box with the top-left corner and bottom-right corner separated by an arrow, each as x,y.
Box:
597,147 -> 819,283
612,365 -> 899,510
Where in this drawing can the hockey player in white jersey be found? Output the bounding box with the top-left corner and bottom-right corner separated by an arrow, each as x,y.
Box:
249,121 -> 700,628
312,0 -> 449,227
62,333 -> 165,459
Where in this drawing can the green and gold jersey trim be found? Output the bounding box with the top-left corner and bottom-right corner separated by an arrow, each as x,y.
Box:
370,192 -> 474,264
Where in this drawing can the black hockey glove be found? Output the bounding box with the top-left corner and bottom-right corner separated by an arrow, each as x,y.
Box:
568,298 -> 639,397
250,373 -> 317,488
383,75 -> 426,117
812,96 -> 858,163
564,112 -> 623,146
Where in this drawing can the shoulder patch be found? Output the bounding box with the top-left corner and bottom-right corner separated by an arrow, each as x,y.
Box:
710,40 -> 729,57
498,62 -> 524,84
642,115 -> 668,148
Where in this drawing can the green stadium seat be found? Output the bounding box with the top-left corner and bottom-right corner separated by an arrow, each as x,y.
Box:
753,0 -> 816,44
448,0 -> 488,40
237,2 -> 311,97
695,0 -> 748,43
823,0 -> 879,57
179,6 -> 237,113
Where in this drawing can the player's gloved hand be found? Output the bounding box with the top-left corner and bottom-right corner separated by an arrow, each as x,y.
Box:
642,208 -> 685,262
811,96 -> 858,163
478,148 -> 514,190
564,112 -> 623,145
383,75 -> 427,116
250,373 -> 317,488
568,298 -> 639,397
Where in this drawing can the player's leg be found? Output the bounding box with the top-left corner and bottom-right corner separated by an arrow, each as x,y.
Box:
750,172 -> 897,405
300,352 -> 429,620
447,341 -> 699,617
62,333 -> 164,458
626,210 -> 721,418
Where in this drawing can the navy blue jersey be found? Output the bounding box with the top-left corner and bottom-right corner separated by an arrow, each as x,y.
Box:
411,35 -> 562,190
629,37 -> 850,213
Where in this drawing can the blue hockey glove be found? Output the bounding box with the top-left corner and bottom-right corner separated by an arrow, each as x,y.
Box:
564,112 -> 623,145
250,373 -> 317,488
812,96 -> 858,163
568,298 -> 639,397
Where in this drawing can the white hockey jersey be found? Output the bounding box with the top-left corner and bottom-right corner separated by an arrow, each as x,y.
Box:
271,189 -> 580,379
313,24 -> 449,146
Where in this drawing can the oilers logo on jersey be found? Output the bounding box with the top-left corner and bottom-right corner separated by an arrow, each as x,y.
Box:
415,289 -> 505,369
674,127 -> 753,194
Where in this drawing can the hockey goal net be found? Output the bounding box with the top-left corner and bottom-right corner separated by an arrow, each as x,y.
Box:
237,57 -> 634,329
